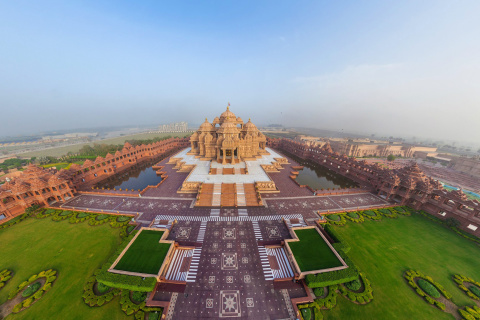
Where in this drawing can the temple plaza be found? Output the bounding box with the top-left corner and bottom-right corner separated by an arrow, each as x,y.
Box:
1,108 -> 480,320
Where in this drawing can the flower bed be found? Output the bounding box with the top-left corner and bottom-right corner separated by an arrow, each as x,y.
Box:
0,269 -> 13,289
8,269 -> 58,313
404,269 -> 451,310
344,211 -> 364,223
378,208 -> 398,218
325,214 -> 346,226
453,274 -> 480,300
360,210 -> 382,220
338,273 -> 374,304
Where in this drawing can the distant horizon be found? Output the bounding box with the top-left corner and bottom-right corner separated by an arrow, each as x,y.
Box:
1,1 -> 479,145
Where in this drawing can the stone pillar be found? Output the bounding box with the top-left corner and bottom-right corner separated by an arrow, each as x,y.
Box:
231,149 -> 235,164
222,149 -> 226,165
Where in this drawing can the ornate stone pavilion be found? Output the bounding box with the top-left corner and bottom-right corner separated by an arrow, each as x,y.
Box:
189,106 -> 267,164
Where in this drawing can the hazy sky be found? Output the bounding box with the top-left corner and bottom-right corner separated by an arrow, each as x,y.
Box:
1,1 -> 479,143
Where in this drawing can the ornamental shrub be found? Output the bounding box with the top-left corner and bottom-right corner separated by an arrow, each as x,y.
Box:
96,214 -> 109,221
117,216 -> 131,222
327,214 -> 340,221
22,282 -> 41,297
22,297 -> 34,308
96,271 -> 156,292
363,210 -> 376,216
345,278 -> 361,291
301,308 -> 312,320
77,212 -> 90,218
12,303 -> 23,313
132,291 -> 147,303
347,212 -> 359,218
418,279 -> 441,298
97,282 -> 110,294
469,285 -> 480,298
459,309 -> 476,320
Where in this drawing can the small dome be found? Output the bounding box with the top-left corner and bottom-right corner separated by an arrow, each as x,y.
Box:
244,118 -> 257,130
199,118 -> 214,131
236,117 -> 244,124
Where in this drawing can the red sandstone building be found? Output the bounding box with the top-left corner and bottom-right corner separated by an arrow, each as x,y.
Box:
0,137 -> 189,221
268,138 -> 480,236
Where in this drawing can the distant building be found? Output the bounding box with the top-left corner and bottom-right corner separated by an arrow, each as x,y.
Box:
296,135 -> 437,158
451,157 -> 480,179
158,122 -> 188,133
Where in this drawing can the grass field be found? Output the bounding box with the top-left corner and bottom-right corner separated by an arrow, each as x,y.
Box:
0,217 -> 130,320
19,132 -> 192,158
289,228 -> 343,272
322,213 -> 480,320
114,230 -> 170,275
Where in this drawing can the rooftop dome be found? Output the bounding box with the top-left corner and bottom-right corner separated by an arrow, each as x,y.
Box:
199,118 -> 214,131
244,118 -> 257,129
219,106 -> 237,123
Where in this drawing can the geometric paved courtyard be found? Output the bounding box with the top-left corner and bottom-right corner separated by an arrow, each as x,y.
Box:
58,148 -> 389,319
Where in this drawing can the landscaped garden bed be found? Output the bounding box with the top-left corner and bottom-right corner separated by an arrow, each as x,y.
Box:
289,228 -> 345,272
113,229 -> 171,275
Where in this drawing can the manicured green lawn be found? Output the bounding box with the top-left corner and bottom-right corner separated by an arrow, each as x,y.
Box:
323,213 -> 480,320
289,228 -> 343,272
0,218 -> 130,320
114,230 -> 170,275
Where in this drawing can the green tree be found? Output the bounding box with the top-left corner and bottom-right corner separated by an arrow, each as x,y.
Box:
387,154 -> 396,161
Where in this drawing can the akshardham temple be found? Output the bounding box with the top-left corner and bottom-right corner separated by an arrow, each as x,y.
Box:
189,106 -> 267,164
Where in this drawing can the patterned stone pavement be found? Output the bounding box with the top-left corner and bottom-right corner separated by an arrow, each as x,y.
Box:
57,149 -> 390,319
171,221 -> 292,320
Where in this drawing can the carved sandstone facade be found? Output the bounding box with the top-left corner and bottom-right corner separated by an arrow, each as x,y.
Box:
0,137 -> 190,222
268,138 -> 480,236
189,107 -> 267,164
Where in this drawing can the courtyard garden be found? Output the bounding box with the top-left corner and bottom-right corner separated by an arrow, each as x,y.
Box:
289,228 -> 344,272
114,229 -> 171,275
317,210 -> 480,320
0,211 -> 132,320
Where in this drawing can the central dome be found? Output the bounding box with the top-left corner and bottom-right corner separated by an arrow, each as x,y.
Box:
219,106 -> 237,123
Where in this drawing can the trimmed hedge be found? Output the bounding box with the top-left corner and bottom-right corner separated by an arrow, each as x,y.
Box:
132,291 -> 147,303
325,214 -> 346,226
298,302 -> 323,320
345,211 -> 364,223
117,216 -> 131,222
459,307 -> 480,320
469,286 -> 480,299
418,279 -> 440,298
453,274 -> 480,300
345,278 -> 361,291
339,272 -> 374,304
0,269 -> 13,289
69,212 -> 91,224
97,282 -> 111,294
324,224 -> 351,253
8,269 -> 57,313
21,282 -> 41,297
326,215 -> 340,221
404,270 -> 451,310
82,275 -> 121,307
305,250 -> 358,288
378,208 -> 398,219
360,210 -> 382,220
96,270 -> 156,292
314,284 -> 338,309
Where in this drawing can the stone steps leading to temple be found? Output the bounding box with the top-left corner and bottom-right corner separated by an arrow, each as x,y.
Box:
212,183 -> 222,206
236,183 -> 246,206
